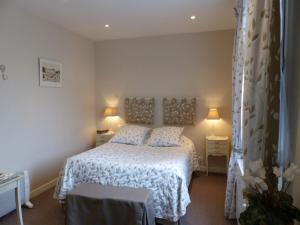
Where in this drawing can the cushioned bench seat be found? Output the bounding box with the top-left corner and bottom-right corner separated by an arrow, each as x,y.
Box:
66,183 -> 155,225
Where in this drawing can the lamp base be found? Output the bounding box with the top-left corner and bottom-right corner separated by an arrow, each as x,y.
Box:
210,121 -> 217,137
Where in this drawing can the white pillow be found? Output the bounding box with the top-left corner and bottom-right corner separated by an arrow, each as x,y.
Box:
110,125 -> 150,145
147,126 -> 184,147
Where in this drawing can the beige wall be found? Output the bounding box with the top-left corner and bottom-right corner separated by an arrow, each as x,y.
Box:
95,31 -> 234,170
288,0 -> 300,216
0,1 -> 234,189
0,1 -> 96,189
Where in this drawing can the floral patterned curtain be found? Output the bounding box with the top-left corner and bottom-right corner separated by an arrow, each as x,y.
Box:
225,0 -> 248,218
225,0 -> 280,218
242,0 -> 280,165
242,0 -> 280,190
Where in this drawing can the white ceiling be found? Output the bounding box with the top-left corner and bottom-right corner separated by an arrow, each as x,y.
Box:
14,0 -> 236,41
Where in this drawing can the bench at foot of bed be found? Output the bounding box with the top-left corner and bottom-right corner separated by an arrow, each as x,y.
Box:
66,183 -> 156,225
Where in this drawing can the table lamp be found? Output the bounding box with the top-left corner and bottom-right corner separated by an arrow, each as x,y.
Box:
104,107 -> 118,117
207,108 -> 220,136
103,107 -> 118,133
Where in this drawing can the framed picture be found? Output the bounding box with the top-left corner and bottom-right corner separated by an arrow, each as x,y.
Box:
39,58 -> 62,87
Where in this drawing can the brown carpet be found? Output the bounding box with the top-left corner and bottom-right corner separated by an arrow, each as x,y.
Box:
0,173 -> 236,225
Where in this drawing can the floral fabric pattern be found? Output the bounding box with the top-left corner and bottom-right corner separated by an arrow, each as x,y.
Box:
181,136 -> 200,171
225,0 -> 247,218
162,98 -> 196,125
225,152 -> 243,219
147,127 -> 184,147
110,125 -> 150,145
242,0 -> 280,166
54,139 -> 197,222
225,0 -> 281,219
124,98 -> 155,124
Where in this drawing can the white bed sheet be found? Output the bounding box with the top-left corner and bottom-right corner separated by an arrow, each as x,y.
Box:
54,137 -> 198,221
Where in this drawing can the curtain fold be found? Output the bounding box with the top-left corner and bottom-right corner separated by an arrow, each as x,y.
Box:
225,0 -> 247,219
225,0 -> 281,218
242,0 -> 280,190
278,0 -> 290,170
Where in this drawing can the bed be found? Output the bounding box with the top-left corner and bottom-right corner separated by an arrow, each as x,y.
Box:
54,136 -> 198,222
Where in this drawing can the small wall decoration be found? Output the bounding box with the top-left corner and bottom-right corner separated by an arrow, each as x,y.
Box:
39,58 -> 62,87
124,98 -> 155,124
163,98 -> 196,125
0,64 -> 8,80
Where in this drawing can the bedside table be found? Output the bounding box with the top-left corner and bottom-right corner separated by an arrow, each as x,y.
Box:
205,136 -> 229,175
96,131 -> 114,146
0,175 -> 24,225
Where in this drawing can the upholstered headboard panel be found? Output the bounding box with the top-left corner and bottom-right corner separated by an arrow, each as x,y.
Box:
124,98 -> 155,124
163,98 -> 196,125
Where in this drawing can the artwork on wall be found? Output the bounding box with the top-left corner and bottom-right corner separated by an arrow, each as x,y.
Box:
124,98 -> 155,124
39,58 -> 62,87
163,98 -> 196,125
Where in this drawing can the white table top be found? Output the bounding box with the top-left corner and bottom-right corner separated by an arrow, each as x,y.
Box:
0,175 -> 20,187
206,135 -> 228,141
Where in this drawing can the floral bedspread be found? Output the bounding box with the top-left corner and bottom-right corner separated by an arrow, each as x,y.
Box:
54,137 -> 197,221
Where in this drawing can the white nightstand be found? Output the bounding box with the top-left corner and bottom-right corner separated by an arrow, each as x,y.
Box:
0,175 -> 24,225
96,131 -> 114,146
205,136 -> 229,175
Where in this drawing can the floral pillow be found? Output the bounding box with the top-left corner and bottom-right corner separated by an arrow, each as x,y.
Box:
147,126 -> 184,147
110,125 -> 150,145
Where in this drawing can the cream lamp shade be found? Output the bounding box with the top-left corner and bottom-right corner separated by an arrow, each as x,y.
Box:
207,108 -> 220,120
103,107 -> 118,117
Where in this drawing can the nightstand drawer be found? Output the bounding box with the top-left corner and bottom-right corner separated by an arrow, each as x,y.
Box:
96,135 -> 111,142
207,140 -> 227,148
205,136 -> 229,175
96,131 -> 114,146
208,148 -> 227,155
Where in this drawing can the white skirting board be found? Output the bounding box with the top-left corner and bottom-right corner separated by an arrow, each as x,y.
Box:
30,178 -> 57,199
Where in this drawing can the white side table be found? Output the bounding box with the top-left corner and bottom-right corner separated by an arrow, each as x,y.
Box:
0,176 -> 24,225
96,131 -> 114,146
205,136 -> 229,175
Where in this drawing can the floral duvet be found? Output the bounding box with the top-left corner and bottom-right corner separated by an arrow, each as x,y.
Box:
54,137 -> 198,221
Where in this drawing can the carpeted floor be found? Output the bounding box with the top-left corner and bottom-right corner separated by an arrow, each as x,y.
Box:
0,173 -> 236,225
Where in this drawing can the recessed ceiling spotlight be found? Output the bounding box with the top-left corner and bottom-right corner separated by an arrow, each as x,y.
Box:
190,15 -> 196,20
105,24 -> 110,28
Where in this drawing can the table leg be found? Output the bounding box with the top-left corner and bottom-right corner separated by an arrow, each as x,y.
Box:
206,155 -> 209,176
15,180 -> 24,225
25,201 -> 34,209
226,154 -> 229,174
